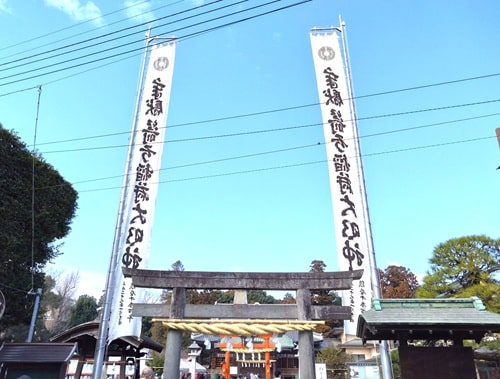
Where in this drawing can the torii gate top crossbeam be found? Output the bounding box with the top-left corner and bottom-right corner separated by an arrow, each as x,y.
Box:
123,268 -> 363,291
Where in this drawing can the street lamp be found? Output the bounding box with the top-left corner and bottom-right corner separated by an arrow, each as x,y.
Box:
188,342 -> 202,379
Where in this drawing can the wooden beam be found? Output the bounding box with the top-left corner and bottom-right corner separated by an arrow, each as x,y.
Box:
123,268 -> 363,290
131,303 -> 352,320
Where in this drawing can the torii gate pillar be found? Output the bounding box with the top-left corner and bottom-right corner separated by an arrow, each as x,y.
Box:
163,287 -> 185,379
297,288 -> 315,379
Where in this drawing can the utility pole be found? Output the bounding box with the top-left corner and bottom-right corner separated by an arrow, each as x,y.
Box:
26,288 -> 42,342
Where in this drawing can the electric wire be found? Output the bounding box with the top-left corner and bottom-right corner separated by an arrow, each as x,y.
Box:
2,14 -> 498,193
37,98 -> 500,154
0,0 -> 498,97
0,0 -> 224,71
38,111 -> 500,188
37,110 -> 498,192
0,0 -> 303,85
20,67 -> 500,147
355,72 -> 500,100
0,51 -> 139,98
3,61 -> 498,193
0,0 -> 149,53
0,0 -> 183,58
54,143 -> 322,187
0,282 -> 32,294
71,134 -> 495,194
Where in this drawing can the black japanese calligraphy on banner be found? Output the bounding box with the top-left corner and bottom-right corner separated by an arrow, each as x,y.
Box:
121,77 -> 166,275
310,31 -> 372,336
321,63 -> 364,272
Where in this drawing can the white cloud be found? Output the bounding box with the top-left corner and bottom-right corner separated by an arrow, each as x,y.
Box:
45,266 -> 105,300
123,0 -> 155,24
0,0 -> 12,14
43,0 -> 104,27
76,270 -> 106,300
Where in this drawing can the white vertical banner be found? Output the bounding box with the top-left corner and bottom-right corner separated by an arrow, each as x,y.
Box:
108,41 -> 176,342
310,31 -> 372,337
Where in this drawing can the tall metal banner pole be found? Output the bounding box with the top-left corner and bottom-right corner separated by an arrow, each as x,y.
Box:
92,35 -> 152,379
93,34 -> 176,378
339,16 -> 393,379
310,18 -> 394,379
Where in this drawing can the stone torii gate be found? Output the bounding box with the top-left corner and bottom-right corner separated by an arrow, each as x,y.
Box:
124,268 -> 363,379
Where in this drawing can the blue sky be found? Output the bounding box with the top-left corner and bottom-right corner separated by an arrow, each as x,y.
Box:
0,0 -> 499,300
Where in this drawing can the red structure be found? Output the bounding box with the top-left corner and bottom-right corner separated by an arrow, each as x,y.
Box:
219,334 -> 276,379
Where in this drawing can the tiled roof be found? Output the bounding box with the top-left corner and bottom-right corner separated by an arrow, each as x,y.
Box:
50,321 -> 163,354
0,342 -> 77,363
356,297 -> 500,343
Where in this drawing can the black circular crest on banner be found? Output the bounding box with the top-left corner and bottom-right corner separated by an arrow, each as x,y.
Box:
153,56 -> 169,71
318,46 -> 335,61
0,290 -> 5,320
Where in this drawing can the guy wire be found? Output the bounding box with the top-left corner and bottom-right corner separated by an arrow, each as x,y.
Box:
31,85 -> 42,293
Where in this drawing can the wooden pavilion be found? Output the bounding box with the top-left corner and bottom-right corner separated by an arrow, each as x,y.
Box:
356,297 -> 500,379
0,342 -> 77,379
50,321 -> 163,379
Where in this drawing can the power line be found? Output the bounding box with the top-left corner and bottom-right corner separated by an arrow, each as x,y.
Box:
0,0 -> 305,86
0,0 -> 183,58
0,0 -> 224,71
0,0 -> 240,81
72,134 -> 495,193
0,0 -> 151,54
37,99 -> 500,154
0,0 -> 498,96
0,281 -> 31,294
39,112 -> 500,189
22,67 -> 500,147
66,143 -> 321,186
37,109 -> 498,192
355,73 -> 500,100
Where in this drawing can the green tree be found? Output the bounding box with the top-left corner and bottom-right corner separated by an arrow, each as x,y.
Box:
160,260 -> 185,304
416,235 -> 500,312
378,265 -> 419,298
67,295 -> 98,328
0,125 -> 78,342
310,259 -> 327,273
149,321 -> 169,373
309,260 -> 342,337
247,289 -> 277,304
389,349 -> 401,379
316,344 -> 352,378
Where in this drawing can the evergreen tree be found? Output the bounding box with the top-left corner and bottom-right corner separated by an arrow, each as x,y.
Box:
0,125 -> 78,342
316,344 -> 352,378
67,295 -> 98,328
416,235 -> 499,312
